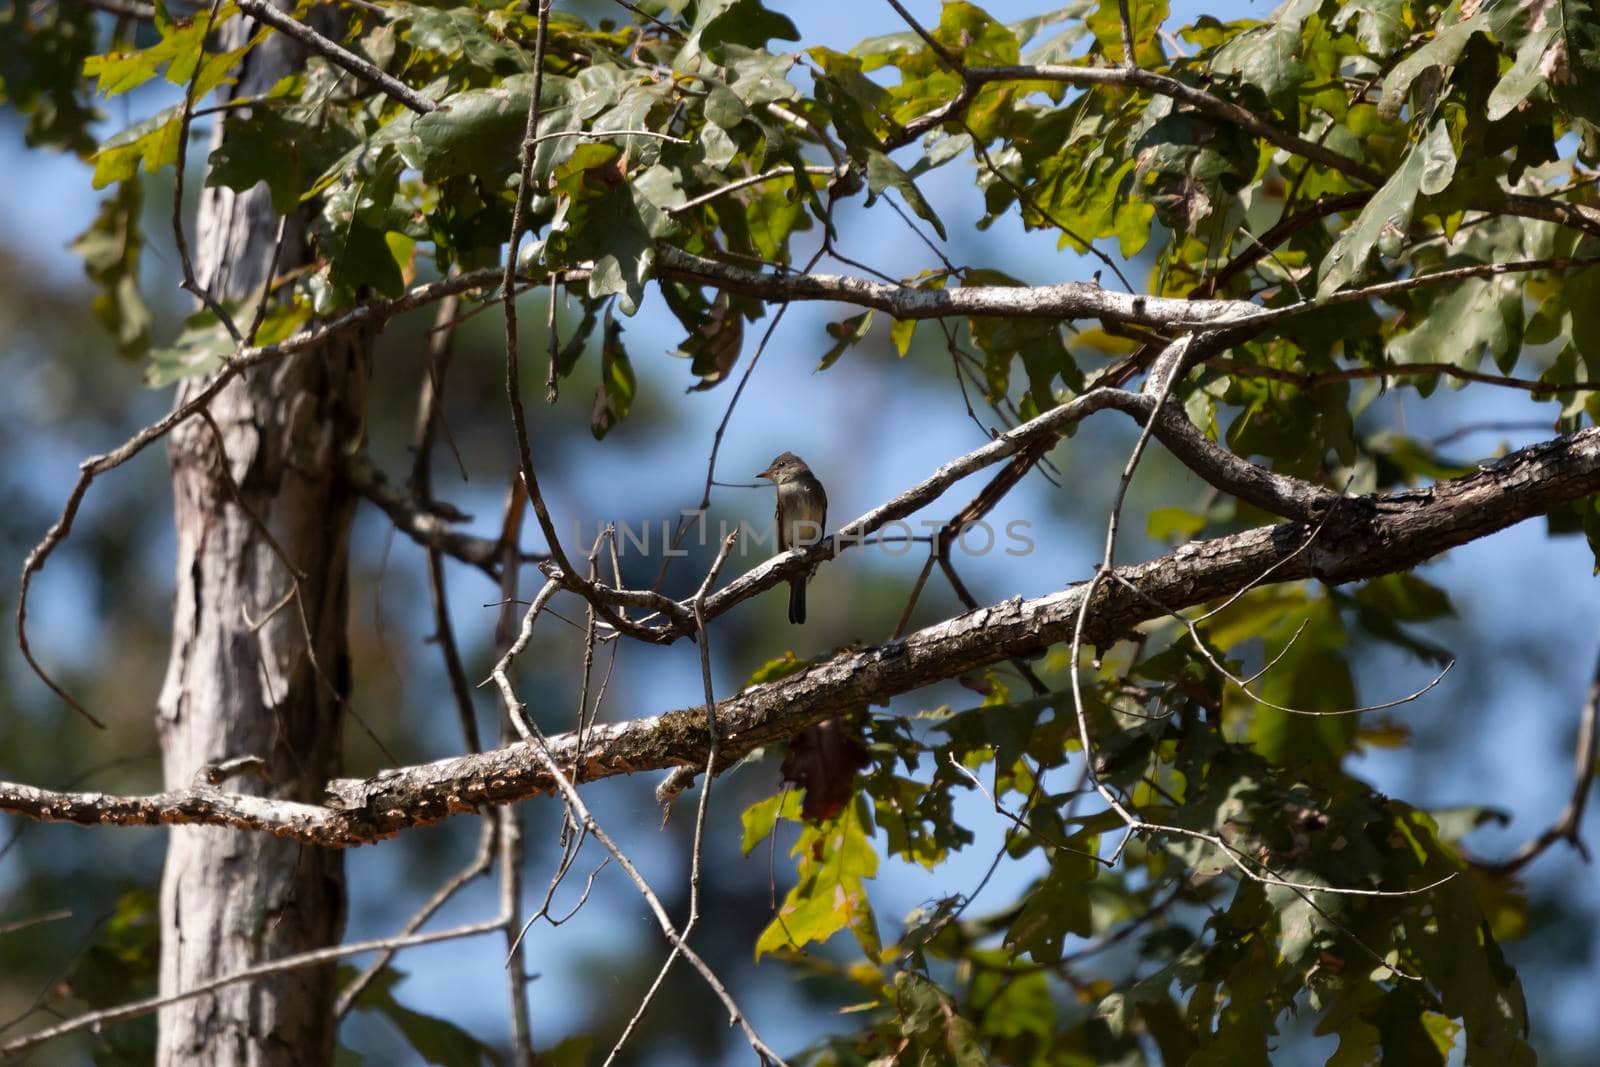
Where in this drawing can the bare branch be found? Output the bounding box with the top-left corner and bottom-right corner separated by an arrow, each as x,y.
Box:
964,65 -> 1382,185
499,804 -> 534,1065
1477,644 -> 1600,874
655,244 -> 1261,327
670,165 -> 840,215
172,0 -> 244,345
344,451 -> 535,579
0,919 -> 506,1058
16,268 -> 502,720
488,552 -> 786,1064
11,425 -> 1600,843
604,533 -> 738,1066
883,0 -> 963,73
527,128 -> 688,147
1502,192 -> 1600,243
236,0 -> 438,114
0,910 -> 73,939
334,818 -> 497,1019
409,288 -> 483,752
1067,338 -> 1191,834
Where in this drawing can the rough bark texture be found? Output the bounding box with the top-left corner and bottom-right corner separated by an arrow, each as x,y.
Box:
155,8 -> 361,1064
10,423 -> 1589,847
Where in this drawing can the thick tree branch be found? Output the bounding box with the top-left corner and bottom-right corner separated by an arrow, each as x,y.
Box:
24,250 -> 1582,723
8,426 -> 1600,845
654,245 -> 1262,326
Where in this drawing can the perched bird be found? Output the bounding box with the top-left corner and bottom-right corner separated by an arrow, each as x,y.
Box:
757,451 -> 828,624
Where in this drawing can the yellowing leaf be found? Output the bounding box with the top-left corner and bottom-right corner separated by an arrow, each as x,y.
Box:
755,797 -> 880,958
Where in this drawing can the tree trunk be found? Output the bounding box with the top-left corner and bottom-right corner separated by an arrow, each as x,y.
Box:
156,9 -> 362,1063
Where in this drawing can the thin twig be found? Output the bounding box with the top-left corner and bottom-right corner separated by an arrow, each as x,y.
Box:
196,410 -> 399,767
544,273 -> 560,403
1072,336 -> 1198,842
171,0 -> 243,344
1107,569 -> 1456,717
487,579 -> 563,742
0,919 -> 508,1058
964,126 -> 1134,293
1478,645 -> 1600,874
334,818 -> 497,1018
608,0 -> 684,39
883,0 -> 963,72
1429,420 -> 1555,449
948,757 -> 1104,861
575,529 -> 612,754
499,803 -> 534,1065
670,165 -> 840,215
407,288 -> 483,752
496,3 -> 660,642
346,452 -> 523,580
1053,337 -> 1454,935
603,533 -> 738,1066
489,602 -> 787,1064
1197,193 -> 1368,297
0,910 -> 73,938
16,268 -> 507,719
526,128 -> 687,147
502,0 -> 583,599
412,287 -> 468,487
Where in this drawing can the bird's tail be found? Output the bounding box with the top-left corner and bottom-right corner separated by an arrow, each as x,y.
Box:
788,577 -> 806,625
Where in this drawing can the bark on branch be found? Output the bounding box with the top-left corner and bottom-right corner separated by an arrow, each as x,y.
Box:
8,426 -> 1600,846
654,246 -> 1262,327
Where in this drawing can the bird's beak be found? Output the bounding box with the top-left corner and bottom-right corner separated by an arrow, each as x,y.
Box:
756,465 -> 774,481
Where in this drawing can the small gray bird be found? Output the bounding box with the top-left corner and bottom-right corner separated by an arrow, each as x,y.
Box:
757,451 -> 828,624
